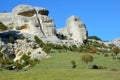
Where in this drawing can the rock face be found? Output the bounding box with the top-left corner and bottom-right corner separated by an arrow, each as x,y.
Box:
112,38 -> 120,47
0,4 -> 88,61
0,4 -> 58,42
57,16 -> 88,44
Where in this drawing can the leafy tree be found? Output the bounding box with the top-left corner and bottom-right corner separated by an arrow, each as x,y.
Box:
88,36 -> 102,41
112,47 -> 120,56
81,53 -> 94,64
108,43 -> 116,50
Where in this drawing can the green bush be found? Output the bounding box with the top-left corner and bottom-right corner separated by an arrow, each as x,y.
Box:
88,36 -> 102,41
81,53 -> 94,64
71,60 -> 77,69
19,34 -> 25,40
43,43 -> 52,54
112,47 -> 120,56
9,36 -> 14,43
0,22 -> 7,31
13,60 -> 23,70
34,36 -> 44,47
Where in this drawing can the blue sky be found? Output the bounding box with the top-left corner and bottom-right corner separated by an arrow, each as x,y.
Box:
0,0 -> 120,41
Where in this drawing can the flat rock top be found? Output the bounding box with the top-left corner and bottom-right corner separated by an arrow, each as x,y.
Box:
12,4 -> 35,14
67,15 -> 83,24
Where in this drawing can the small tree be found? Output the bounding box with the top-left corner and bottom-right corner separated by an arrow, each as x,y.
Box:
13,60 -> 23,70
112,47 -> 120,56
21,54 -> 31,66
71,60 -> 77,69
81,53 -> 94,64
34,36 -> 44,47
0,52 -> 3,59
43,43 -> 52,54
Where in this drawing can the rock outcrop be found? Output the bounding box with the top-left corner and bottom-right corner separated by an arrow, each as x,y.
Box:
0,4 -> 58,42
57,16 -> 88,44
0,4 -> 88,61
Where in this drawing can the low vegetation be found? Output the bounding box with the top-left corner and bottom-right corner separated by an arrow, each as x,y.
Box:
1,51 -> 120,80
81,53 -> 94,64
0,52 -> 40,71
88,36 -> 102,41
0,22 -> 7,31
1,35 -> 120,80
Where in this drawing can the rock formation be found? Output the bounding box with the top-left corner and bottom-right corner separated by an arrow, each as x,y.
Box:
0,4 -> 88,61
57,16 -> 88,44
0,4 -> 58,42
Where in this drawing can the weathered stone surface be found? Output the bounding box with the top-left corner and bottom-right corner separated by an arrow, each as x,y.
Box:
112,38 -> 120,47
0,4 -> 58,42
0,4 -> 88,44
0,4 -> 89,61
57,16 -> 88,43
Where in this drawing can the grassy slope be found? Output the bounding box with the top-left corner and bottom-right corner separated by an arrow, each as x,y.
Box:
0,51 -> 120,80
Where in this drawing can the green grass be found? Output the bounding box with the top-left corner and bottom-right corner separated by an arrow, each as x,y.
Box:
1,69 -> 120,80
0,51 -> 120,80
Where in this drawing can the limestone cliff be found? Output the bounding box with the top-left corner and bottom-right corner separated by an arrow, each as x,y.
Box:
0,4 -> 88,61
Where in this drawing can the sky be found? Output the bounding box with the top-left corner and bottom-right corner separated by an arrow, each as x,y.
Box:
0,0 -> 120,41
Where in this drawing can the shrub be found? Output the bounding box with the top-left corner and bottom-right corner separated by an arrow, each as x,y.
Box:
13,60 -> 23,70
88,36 -> 102,41
104,53 -> 109,57
21,54 -> 31,66
91,64 -> 99,69
112,47 -> 120,56
9,36 -> 14,44
63,44 -> 68,51
90,64 -> 107,70
89,49 -> 96,54
70,45 -> 78,51
81,53 -> 94,64
53,44 -> 63,49
43,43 -> 52,54
71,60 -> 77,69
111,68 -> 118,71
0,22 -> 7,31
34,36 -> 44,47
0,52 -> 3,59
19,34 -> 25,40
26,38 -> 31,42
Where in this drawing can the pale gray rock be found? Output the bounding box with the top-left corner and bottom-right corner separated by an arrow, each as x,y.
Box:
30,48 -> 50,60
112,38 -> 120,47
57,16 -> 88,44
0,4 -> 58,41
0,4 -> 89,61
